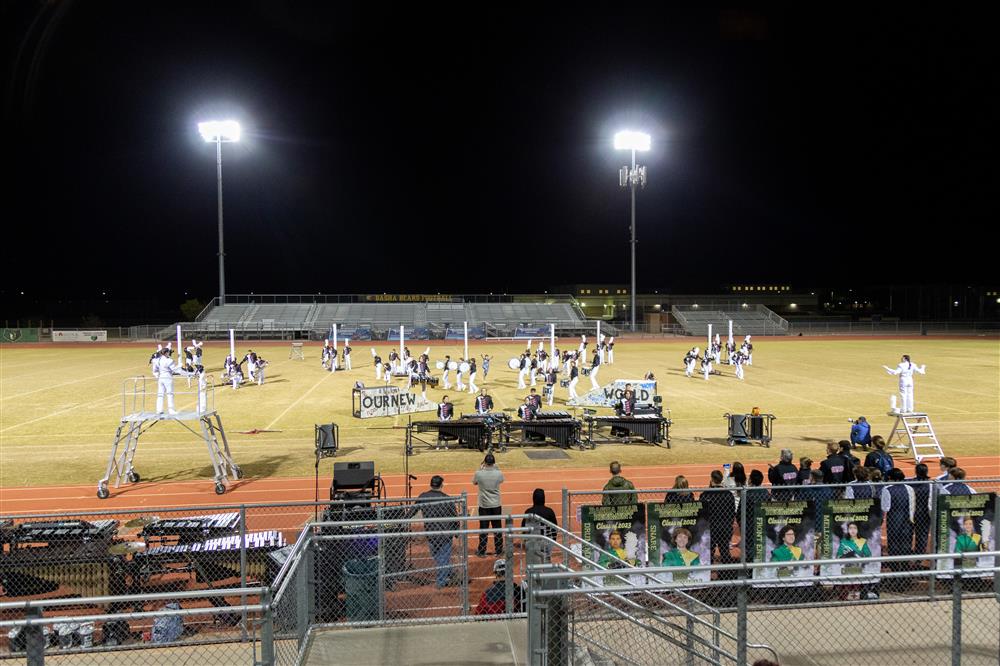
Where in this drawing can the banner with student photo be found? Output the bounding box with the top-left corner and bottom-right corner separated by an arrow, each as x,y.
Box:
580,504 -> 647,583
647,501 -> 710,585
820,498 -> 883,584
935,493 -> 996,579
752,500 -> 816,587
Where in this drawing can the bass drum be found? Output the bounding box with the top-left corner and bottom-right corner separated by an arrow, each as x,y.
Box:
435,361 -> 445,370
447,361 -> 459,371
459,362 -> 471,374
508,358 -> 520,370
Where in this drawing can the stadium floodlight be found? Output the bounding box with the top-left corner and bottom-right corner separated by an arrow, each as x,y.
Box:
198,120 -> 241,143
614,130 -> 651,152
616,130 -> 651,332
198,120 -> 241,306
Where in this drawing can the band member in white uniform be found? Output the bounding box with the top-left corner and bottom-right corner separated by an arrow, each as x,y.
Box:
607,337 -> 615,364
744,335 -> 753,365
230,358 -> 244,389
417,358 -> 431,399
322,339 -> 332,369
589,349 -> 601,390
254,357 -> 268,385
152,348 -> 182,414
568,360 -> 580,400
713,333 -> 722,363
732,349 -> 746,381
475,388 -> 493,414
517,353 -> 528,390
455,358 -> 466,392
343,341 -> 352,370
701,351 -> 713,381
684,347 -> 699,377
467,357 -> 478,393
387,349 -> 399,375
578,335 -> 587,362
883,354 -> 926,414
544,366 -> 557,405
529,355 -> 538,387
481,354 -> 491,380
441,355 -> 452,389
243,349 -> 259,381
372,350 -> 384,380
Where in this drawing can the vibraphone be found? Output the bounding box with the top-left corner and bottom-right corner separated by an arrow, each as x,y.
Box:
141,530 -> 287,584
584,414 -> 671,449
507,418 -> 582,449
141,512 -> 241,545
533,410 -> 572,420
409,419 -> 490,451
2,520 -> 121,599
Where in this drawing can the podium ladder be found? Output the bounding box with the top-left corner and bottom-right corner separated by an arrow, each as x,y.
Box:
885,412 -> 944,463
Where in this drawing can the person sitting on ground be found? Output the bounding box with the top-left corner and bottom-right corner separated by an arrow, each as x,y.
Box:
849,416 -> 872,449
665,475 -> 695,503
475,559 -> 518,615
602,461 -> 638,506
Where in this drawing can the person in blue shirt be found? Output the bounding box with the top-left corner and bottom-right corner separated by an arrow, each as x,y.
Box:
849,417 -> 871,449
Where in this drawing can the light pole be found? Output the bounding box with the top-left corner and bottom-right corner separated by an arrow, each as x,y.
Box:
615,130 -> 650,332
198,120 -> 241,306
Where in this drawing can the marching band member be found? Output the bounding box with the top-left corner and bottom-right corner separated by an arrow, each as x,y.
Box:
222,352 -> 235,380
701,350 -> 713,381
537,347 -> 548,373
617,385 -> 636,416
417,357 -> 431,399
475,388 -> 494,414
456,358 -> 466,392
743,335 -> 753,365
152,347 -> 183,414
441,355 -> 452,390
243,349 -> 259,382
684,347 -> 699,377
579,335 -> 587,361
254,357 -> 269,385
388,349 -> 399,375
883,354 -> 927,414
403,346 -> 412,365
568,360 -> 580,400
481,354 -> 491,380
589,348 -> 602,390
528,387 -> 543,412
607,337 -> 615,364
436,395 -> 454,449
732,349 -> 746,380
518,396 -> 538,420
468,357 -> 478,393
517,353 -> 528,390
372,349 -> 384,380
149,344 -> 163,376
529,354 -> 538,387
343,340 -> 352,370
544,365 -> 558,406
713,333 -> 722,364
230,357 -> 244,390
322,339 -> 332,369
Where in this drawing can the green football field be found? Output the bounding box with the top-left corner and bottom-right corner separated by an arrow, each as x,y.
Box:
1,337 -> 997,488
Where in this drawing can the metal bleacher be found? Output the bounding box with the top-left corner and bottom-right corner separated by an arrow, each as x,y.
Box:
671,304 -> 789,336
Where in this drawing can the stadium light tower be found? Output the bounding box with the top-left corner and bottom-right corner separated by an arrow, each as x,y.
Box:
615,130 -> 650,332
198,120 -> 241,306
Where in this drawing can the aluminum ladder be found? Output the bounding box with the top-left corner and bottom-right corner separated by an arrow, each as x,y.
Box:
885,411 -> 944,463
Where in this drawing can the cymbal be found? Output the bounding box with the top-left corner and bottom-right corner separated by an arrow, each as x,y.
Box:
109,542 -> 145,555
123,516 -> 157,528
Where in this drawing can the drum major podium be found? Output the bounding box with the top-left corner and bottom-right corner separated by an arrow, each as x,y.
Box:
97,377 -> 241,499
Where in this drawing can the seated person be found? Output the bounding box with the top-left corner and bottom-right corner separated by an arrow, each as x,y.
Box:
850,417 -> 872,448
475,559 -> 521,614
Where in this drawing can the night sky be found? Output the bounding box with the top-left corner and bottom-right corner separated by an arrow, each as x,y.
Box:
4,4 -> 995,310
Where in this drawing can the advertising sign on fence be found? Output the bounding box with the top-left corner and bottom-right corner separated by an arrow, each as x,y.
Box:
751,500 -> 817,586
567,379 -> 657,408
820,498 -> 883,583
351,386 -> 437,419
935,492 -> 996,578
52,330 -> 107,342
647,501 -> 710,584
579,504 -> 647,571
1,328 -> 39,343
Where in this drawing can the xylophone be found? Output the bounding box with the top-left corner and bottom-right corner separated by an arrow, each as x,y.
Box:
141,512 -> 241,545
584,414 -> 671,448
411,420 -> 490,451
507,418 -> 582,449
141,530 -> 287,584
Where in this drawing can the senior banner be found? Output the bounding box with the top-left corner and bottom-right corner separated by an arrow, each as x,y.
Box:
820,498 -> 883,583
648,501 -> 710,584
52,330 -> 107,342
567,379 -> 657,408
936,492 -> 996,579
580,504 -> 647,571
751,500 -> 817,587
351,385 -> 437,419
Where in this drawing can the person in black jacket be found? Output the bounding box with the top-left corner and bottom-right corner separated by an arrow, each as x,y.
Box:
701,470 -> 736,563
522,488 -> 558,561
742,470 -> 770,562
910,463 -> 932,555
820,441 -> 853,486
417,475 -> 459,587
839,441 -> 861,468
768,449 -> 800,500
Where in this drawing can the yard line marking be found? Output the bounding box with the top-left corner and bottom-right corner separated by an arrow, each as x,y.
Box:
1,365 -> 145,401
0,392 -> 121,433
264,371 -> 334,430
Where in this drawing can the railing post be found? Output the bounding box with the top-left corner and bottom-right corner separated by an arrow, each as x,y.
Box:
260,587 -> 275,666
377,504 -> 386,622
561,488 -> 570,548
951,559 -> 962,666
461,492 -> 470,616
296,539 -> 314,649
527,568 -> 545,666
505,515 -> 515,614
929,483 -> 939,598
26,606 -> 44,666
736,582 -> 748,666
239,504 -> 248,641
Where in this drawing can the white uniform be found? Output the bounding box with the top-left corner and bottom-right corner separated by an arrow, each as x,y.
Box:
442,362 -> 452,390
255,359 -> 267,385
343,343 -> 352,370
517,357 -> 528,390
733,352 -> 745,380
568,366 -> 580,400
607,337 -> 615,364
744,335 -> 753,365
886,360 -> 926,413
702,355 -> 713,381
589,353 -> 601,390
152,354 -> 179,414
684,348 -> 699,377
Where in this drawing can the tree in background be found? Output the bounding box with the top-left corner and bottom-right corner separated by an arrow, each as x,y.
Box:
180,299 -> 206,321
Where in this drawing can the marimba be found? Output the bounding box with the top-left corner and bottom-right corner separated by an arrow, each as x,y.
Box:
584,414 -> 671,449
507,418 -> 582,449
142,530 -> 287,583
409,419 -> 491,451
141,512 -> 241,545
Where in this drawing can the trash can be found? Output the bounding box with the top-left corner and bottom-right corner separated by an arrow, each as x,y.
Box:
342,557 -> 380,622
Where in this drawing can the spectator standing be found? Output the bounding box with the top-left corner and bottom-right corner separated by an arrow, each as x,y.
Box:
602,461 -> 638,506
844,467 -> 875,500
768,449 -> 800,500
910,463 -> 933,555
797,457 -> 814,485
473,454 -> 505,556
936,457 -> 958,481
839,441 -> 861,468
665,475 -> 695,503
799,469 -> 833,527
522,488 -> 558,561
881,469 -> 916,571
701,470 -> 736,563
416,475 -> 459,587
864,437 -> 894,477
820,442 -> 853,486
940,468 -> 974,496
742,470 -> 770,562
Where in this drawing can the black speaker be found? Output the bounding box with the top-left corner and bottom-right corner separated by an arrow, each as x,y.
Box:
315,423 -> 338,458
332,461 -> 375,492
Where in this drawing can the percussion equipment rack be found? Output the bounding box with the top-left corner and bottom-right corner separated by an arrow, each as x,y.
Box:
97,377 -> 241,499
583,414 -> 671,449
